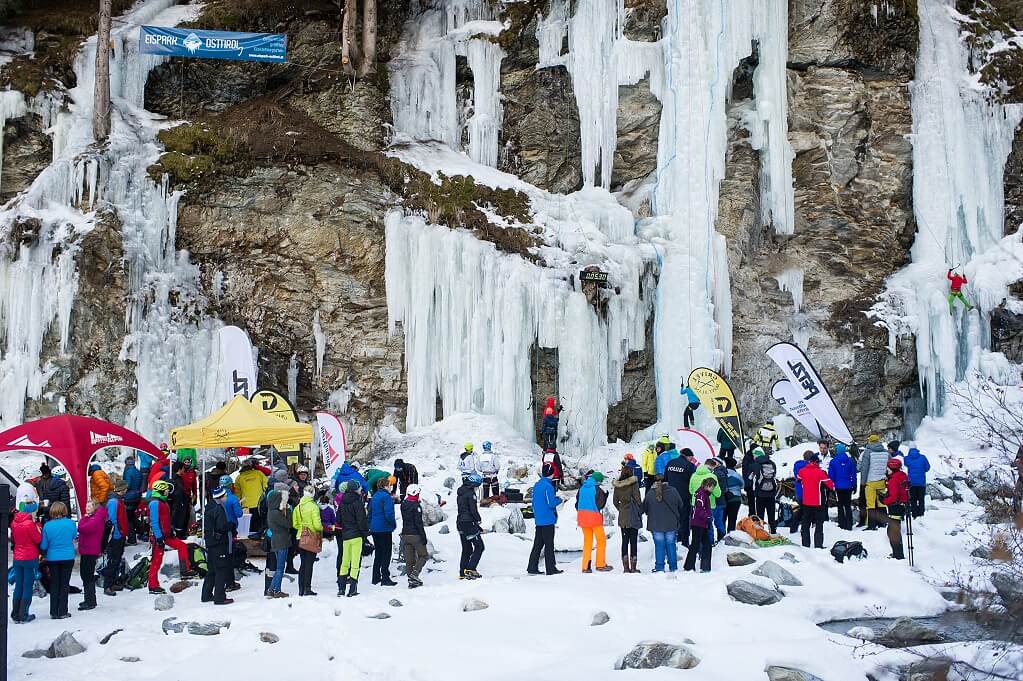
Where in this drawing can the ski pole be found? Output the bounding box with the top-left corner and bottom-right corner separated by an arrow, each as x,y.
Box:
906,510 -> 914,567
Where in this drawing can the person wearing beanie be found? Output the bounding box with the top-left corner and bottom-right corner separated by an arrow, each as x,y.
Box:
202,487 -> 234,605
102,488 -> 130,596
683,477 -> 717,572
10,498 -> 42,622
88,463 -> 113,504
122,455 -> 144,544
400,484 -> 429,588
622,452 -> 643,487
393,458 -> 420,499
796,453 -> 835,549
883,459 -> 910,559
368,477 -> 398,586
688,460 -> 722,541
859,435 -> 890,529
76,499 -> 109,610
337,480 -> 369,597
904,447 -> 931,518
292,485 -> 324,596
204,461 -> 227,502
265,482 -> 293,598
527,463 -> 564,575
576,471 -> 612,573
457,474 -> 486,579
613,463 -> 643,572
828,443 -> 858,530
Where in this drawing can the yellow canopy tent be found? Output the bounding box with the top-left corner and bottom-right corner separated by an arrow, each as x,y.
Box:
170,395 -> 314,449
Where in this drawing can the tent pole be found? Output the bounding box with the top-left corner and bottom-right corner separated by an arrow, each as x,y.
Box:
1,482 -> 12,681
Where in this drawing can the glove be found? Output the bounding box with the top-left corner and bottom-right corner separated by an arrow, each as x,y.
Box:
156,538 -> 166,550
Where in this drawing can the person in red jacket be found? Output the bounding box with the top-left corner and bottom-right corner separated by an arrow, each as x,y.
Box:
796,453 -> 835,549
147,480 -> 194,594
178,457 -> 198,504
947,269 -> 974,313
11,499 -> 43,623
883,459 -> 911,560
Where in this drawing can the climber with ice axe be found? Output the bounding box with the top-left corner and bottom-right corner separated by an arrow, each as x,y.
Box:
947,266 -> 974,314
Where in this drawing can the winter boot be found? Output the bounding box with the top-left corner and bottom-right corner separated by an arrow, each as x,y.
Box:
346,576 -> 359,597
11,599 -> 21,623
19,600 -> 35,623
337,576 -> 348,597
630,556 -> 640,573
596,565 -> 614,572
149,586 -> 166,595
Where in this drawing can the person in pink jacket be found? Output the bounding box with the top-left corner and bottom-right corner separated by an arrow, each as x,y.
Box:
76,500 -> 108,611
11,500 -> 42,623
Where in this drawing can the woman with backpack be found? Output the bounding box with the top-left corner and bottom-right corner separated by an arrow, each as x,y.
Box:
643,478 -> 683,572
292,486 -> 323,596
76,500 -> 108,611
751,448 -> 779,533
613,464 -> 643,573
723,457 -> 744,533
40,502 -> 77,619
683,477 -> 716,572
457,473 -> 486,579
577,472 -> 612,573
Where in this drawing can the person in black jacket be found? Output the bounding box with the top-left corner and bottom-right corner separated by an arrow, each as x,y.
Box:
202,487 -> 234,605
39,466 -> 71,524
456,474 -> 485,580
393,459 -> 420,498
336,481 -> 369,597
170,463 -> 190,539
400,485 -> 429,588
664,451 -> 696,546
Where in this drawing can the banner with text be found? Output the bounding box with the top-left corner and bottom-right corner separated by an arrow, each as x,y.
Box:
771,379 -> 822,439
218,326 -> 257,402
686,367 -> 745,450
766,342 -> 853,444
316,412 -> 347,480
140,26 -> 287,63
251,390 -> 300,453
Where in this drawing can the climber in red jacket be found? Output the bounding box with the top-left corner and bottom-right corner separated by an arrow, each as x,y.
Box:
947,269 -> 974,313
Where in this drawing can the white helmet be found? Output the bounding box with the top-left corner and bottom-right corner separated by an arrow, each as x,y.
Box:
51,466 -> 67,478
296,465 -> 310,474
406,484 -> 421,497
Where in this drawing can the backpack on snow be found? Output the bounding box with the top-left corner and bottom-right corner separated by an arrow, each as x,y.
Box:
190,544 -> 208,577
124,556 -> 151,590
95,555 -> 128,587
830,540 -> 868,563
736,515 -> 771,542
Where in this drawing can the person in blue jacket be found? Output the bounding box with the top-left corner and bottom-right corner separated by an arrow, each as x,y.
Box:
827,443 -> 858,530
218,475 -> 244,528
368,478 -> 397,586
122,455 -> 144,544
135,449 -> 154,482
40,502 -> 77,619
654,437 -> 678,476
903,447 -> 931,518
681,383 -> 701,428
527,463 -> 564,576
332,461 -> 369,495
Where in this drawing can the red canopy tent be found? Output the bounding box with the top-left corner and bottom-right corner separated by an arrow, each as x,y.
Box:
0,415 -> 164,513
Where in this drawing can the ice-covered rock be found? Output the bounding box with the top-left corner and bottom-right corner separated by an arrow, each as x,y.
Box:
990,571 -> 1023,608
187,621 -> 230,636
421,499 -> 447,526
493,507 -> 527,534
752,561 -> 802,587
443,477 -> 457,489
48,631 -> 86,658
724,534 -> 754,548
847,626 -> 875,641
726,580 -> 783,606
439,525 -> 450,535
154,594 -> 175,611
368,612 -> 392,619
726,552 -> 756,566
462,598 -> 489,612
614,641 -> 700,670
765,666 -> 825,681
389,599 -> 403,607
260,632 -> 279,644
880,617 -> 942,645
120,656 -> 141,663
591,611 -> 610,626
780,552 -> 800,564
162,617 -> 188,634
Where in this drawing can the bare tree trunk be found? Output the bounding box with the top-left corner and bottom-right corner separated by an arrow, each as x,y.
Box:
93,0 -> 112,142
341,0 -> 361,76
358,0 -> 377,77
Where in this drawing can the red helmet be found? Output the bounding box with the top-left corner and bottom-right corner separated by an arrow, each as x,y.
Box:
887,458 -> 902,471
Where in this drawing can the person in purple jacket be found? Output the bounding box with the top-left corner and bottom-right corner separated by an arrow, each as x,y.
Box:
76,500 -> 108,611
683,477 -> 716,573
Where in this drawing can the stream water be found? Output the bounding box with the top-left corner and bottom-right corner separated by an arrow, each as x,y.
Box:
819,611 -> 1021,647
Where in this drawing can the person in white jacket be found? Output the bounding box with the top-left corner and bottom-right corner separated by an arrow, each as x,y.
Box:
458,443 -> 477,477
475,442 -> 500,499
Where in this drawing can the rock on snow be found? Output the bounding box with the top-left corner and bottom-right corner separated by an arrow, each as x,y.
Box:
615,641 -> 700,670
591,611 -> 610,626
726,551 -> 756,566
726,580 -> 783,606
752,560 -> 803,587
462,598 -> 489,612
766,666 -> 826,681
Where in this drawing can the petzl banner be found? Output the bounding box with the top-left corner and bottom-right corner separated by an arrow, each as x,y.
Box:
251,390 -> 300,452
316,412 -> 347,480
766,342 -> 853,444
771,379 -> 822,439
686,367 -> 744,450
218,326 -> 257,401
140,26 -> 287,63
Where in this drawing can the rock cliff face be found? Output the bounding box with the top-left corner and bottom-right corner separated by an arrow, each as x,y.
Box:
1,0 -> 1021,452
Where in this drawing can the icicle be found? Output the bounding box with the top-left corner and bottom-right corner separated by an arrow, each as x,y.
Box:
466,39 -> 504,167
313,311 -> 326,378
536,0 -> 568,68
287,353 -> 299,406
775,268 -> 804,312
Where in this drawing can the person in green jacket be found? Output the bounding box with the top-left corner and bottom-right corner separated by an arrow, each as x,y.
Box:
688,461 -> 722,507
292,487 -> 323,596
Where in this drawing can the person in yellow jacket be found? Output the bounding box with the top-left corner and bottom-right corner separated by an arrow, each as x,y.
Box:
752,423 -> 780,452
292,487 -> 323,596
640,444 -> 657,489
88,464 -> 113,503
234,460 -> 268,532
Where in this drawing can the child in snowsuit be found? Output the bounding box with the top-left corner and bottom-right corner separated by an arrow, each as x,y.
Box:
947,269 -> 974,313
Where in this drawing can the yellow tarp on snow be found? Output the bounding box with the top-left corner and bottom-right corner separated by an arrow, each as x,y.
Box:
170,395 -> 313,449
